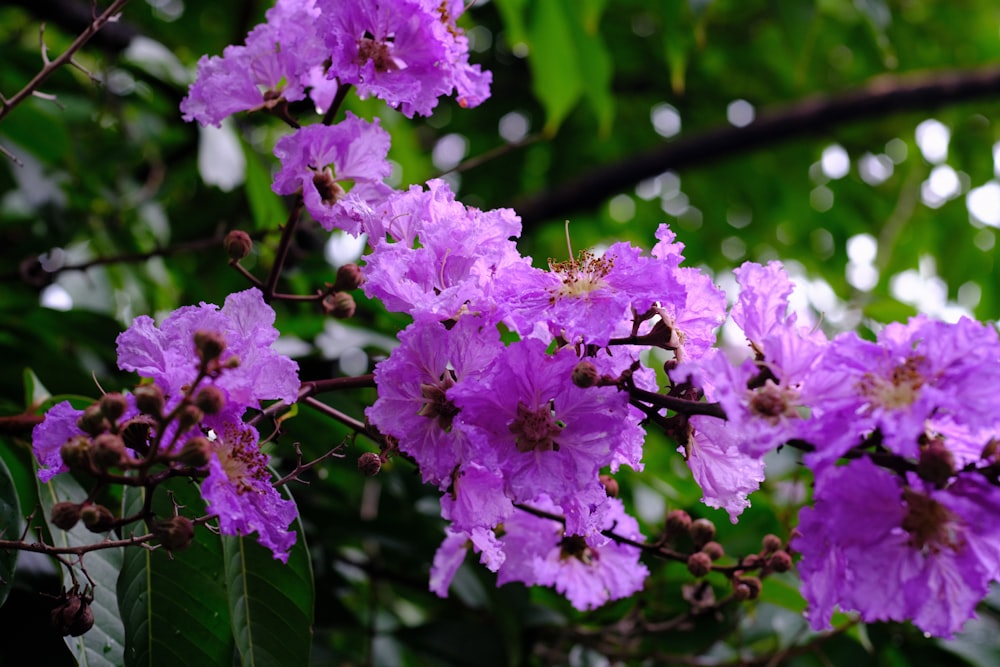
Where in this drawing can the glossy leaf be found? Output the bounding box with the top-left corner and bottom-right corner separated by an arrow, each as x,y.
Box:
222,491 -> 313,667
0,454 -> 19,609
37,470 -> 126,667
118,479 -> 233,667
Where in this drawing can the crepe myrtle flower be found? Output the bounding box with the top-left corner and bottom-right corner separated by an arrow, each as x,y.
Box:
794,457 -> 1000,637
181,0 -> 330,126
32,401 -> 86,482
319,0 -> 491,117
116,288 -> 300,417
271,114 -> 395,233
201,414 -> 298,562
451,337 -> 642,535
495,496 -> 649,611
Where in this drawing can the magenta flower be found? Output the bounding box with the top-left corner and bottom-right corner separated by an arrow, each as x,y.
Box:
319,0 -> 491,117
272,114 -> 394,233
116,288 -> 300,410
32,401 -> 84,482
181,0 -> 329,126
201,415 -> 298,562
495,496 -> 648,611
794,457 -> 1000,637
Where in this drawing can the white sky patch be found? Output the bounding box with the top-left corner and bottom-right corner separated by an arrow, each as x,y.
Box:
197,120 -> 245,192
915,118 -> 949,164
847,233 -> 878,264
325,231 -> 367,266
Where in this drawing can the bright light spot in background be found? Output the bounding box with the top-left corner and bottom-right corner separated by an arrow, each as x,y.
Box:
636,171 -> 679,201
975,229 -> 995,251
888,256 -> 971,322
810,185 -> 834,212
41,284 -> 73,311
958,281 -> 982,310
821,144 -> 850,179
859,153 -> 893,185
968,181 -> 1000,227
721,236 -> 746,260
325,231 -> 366,266
197,120 -> 245,192
511,42 -> 529,58
498,111 -> 529,143
847,233 -> 877,264
727,99 -> 755,127
651,103 -> 681,138
846,233 -> 879,292
921,164 -> 961,208
608,194 -> 635,223
726,206 -> 752,228
661,191 -> 689,216
432,133 -> 468,171
915,118 -> 949,164
466,25 -> 492,52
885,137 -> 908,163
994,142 -> 1000,177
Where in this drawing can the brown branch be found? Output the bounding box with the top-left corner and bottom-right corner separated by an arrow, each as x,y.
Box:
0,0 -> 131,125
5,0 -> 138,54
513,65 -> 1000,228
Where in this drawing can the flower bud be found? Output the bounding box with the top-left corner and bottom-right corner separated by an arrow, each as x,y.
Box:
194,386 -> 225,415
176,404 -> 204,435
690,518 -> 716,548
194,330 -> 226,364
92,433 -> 126,468
571,361 -> 599,388
80,504 -> 115,533
333,263 -> 363,292
358,452 -> 382,477
98,392 -> 128,423
176,436 -> 212,468
312,168 -> 345,206
664,509 -> 692,541
322,292 -> 356,319
701,541 -> 724,561
224,230 -> 253,261
686,551 -> 712,577
60,436 -> 92,471
50,502 -> 81,530
735,576 -> 762,600
599,474 -> 619,498
51,591 -> 94,637
761,533 -> 782,554
153,516 -> 195,552
76,404 -> 110,437
768,550 -> 793,573
134,384 -> 164,417
732,582 -> 752,601
120,416 -> 154,455
918,440 -> 955,488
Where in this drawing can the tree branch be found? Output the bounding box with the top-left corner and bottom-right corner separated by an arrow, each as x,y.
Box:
513,65 -> 1000,228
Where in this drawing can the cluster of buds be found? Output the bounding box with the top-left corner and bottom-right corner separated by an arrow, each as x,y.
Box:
320,263 -> 363,319
50,585 -> 94,637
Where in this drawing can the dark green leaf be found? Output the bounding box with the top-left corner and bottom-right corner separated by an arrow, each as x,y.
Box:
0,454 -> 20,608
118,478 -> 233,667
222,489 -> 313,667
37,470 -> 125,667
244,141 -> 287,232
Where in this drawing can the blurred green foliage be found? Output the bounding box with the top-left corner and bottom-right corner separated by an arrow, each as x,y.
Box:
2,0 -> 1000,664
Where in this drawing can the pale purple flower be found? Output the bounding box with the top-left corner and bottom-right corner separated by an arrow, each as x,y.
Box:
32,401 -> 84,482
495,496 -> 648,611
429,526 -> 504,597
319,0 -> 491,117
366,316 -> 502,488
794,457 -> 1000,637
683,414 -> 766,523
201,415 -> 298,562
272,114 -> 394,233
181,0 -> 328,126
116,288 -> 300,410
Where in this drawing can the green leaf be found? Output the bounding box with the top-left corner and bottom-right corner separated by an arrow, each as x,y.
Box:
222,490 -> 313,667
23,368 -> 50,410
244,141 -> 287,232
757,572 -> 807,614
118,479 -> 234,667
0,454 -> 20,608
527,0 -> 585,134
564,0 -> 615,134
492,0 -> 530,47
37,470 -> 126,666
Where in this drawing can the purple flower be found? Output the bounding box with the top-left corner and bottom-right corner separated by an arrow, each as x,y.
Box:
116,288 -> 300,411
32,401 -> 84,482
451,338 -> 642,534
495,496 -> 648,611
366,316 -> 502,489
181,0 -> 329,126
272,114 -> 395,233
683,414 -> 766,523
319,0 -> 491,117
429,526 -> 504,597
201,415 -> 298,562
794,457 -> 1000,637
